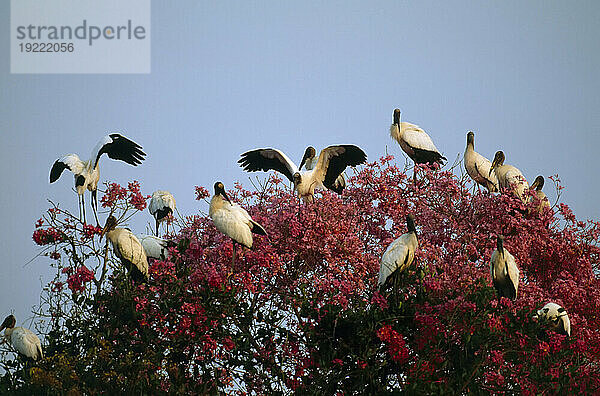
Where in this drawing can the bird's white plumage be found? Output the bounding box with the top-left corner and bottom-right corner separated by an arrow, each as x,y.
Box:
536,302 -> 571,336
4,327 -> 43,360
490,246 -> 519,299
390,122 -> 442,158
106,228 -> 149,279
464,135 -> 499,192
137,234 -> 171,260
495,165 -> 529,202
378,232 -> 418,288
302,149 -> 346,192
239,145 -> 366,202
59,154 -> 86,176
210,195 -> 256,248
149,190 -> 176,220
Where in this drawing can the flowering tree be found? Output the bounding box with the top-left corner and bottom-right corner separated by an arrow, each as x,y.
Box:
1,157 -> 600,394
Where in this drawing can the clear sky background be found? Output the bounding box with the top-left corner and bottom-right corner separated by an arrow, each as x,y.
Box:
1,1 -> 599,327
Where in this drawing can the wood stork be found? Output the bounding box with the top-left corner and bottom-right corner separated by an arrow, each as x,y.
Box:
490,236 -> 519,300
389,109 -> 446,183
489,151 -> 529,203
536,302 -> 571,336
528,176 -> 551,214
209,182 -> 267,265
378,214 -> 418,290
463,131 -> 499,192
136,234 -> 175,260
0,315 -> 43,360
149,190 -> 176,236
238,145 -> 367,202
101,216 -> 149,282
50,133 -> 146,225
299,146 -> 347,194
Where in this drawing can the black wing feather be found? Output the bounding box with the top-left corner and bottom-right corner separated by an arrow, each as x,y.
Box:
322,145 -> 367,191
95,134 -> 146,167
238,149 -> 295,182
49,159 -> 69,183
411,148 -> 446,165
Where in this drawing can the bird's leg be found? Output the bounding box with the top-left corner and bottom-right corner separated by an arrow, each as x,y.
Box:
78,195 -> 83,223
92,190 -> 100,227
82,194 -> 87,224
413,166 -> 417,185
231,242 -> 237,267
155,218 -> 159,237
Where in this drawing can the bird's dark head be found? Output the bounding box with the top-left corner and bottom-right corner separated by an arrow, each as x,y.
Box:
101,216 -> 118,240
0,315 -> 16,332
393,108 -> 401,125
406,213 -> 416,233
299,146 -> 316,170
467,131 -> 475,146
293,172 -> 302,186
532,176 -> 544,191
489,151 -> 505,175
214,182 -> 231,203
496,235 -> 505,255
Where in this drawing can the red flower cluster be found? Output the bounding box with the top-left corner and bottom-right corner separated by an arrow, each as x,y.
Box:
377,324 -> 410,364
81,224 -> 102,240
100,182 -> 127,208
66,265 -> 95,293
195,186 -> 210,200
32,227 -> 65,245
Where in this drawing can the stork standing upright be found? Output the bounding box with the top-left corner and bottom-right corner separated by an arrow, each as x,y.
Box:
209,182 -> 267,265
238,145 -> 367,202
50,133 -> 146,225
299,146 -> 347,194
389,109 -> 446,183
490,236 -> 519,300
101,215 -> 149,282
489,151 -> 529,203
378,214 -> 419,291
529,176 -> 551,214
0,315 -> 43,360
536,302 -> 571,336
463,131 -> 499,192
149,190 -> 176,236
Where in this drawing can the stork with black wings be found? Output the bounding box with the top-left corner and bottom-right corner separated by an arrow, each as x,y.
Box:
238,145 -> 367,202
50,133 -> 146,225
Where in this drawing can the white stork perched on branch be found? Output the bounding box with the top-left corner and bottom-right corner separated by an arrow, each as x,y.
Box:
0,315 -> 43,360
209,182 -> 267,265
528,176 -> 551,214
136,234 -> 175,260
490,236 -> 519,300
378,214 -> 418,291
463,131 -> 499,192
489,151 -> 529,203
536,302 -> 571,336
299,146 -> 347,194
149,190 -> 176,236
101,215 -> 149,282
238,145 -> 367,202
50,133 -> 146,225
389,109 -> 446,183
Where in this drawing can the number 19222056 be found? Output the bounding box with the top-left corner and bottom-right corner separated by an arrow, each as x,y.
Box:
19,42 -> 74,52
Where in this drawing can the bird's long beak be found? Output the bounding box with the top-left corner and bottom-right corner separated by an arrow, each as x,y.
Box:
489,160 -> 497,176
393,110 -> 400,125
299,153 -> 309,171
100,225 -> 108,241
221,191 -> 232,203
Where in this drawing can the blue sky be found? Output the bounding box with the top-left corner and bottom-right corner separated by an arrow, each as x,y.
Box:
1,1 -> 599,326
